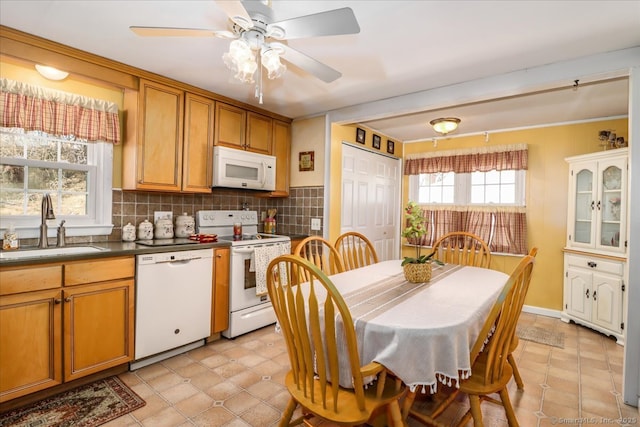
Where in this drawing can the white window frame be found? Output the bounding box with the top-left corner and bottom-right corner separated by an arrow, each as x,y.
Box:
0,130 -> 113,239
409,170 -> 526,206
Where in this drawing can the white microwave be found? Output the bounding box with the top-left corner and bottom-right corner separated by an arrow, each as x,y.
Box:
213,146 -> 276,191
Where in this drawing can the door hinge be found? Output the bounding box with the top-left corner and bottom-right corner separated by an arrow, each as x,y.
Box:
621,322 -> 624,330
565,271 -> 568,278
622,282 -> 625,292
625,240 -> 628,248
565,303 -> 568,310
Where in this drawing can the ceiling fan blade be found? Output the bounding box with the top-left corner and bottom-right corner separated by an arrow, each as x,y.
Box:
215,0 -> 253,30
272,42 -> 341,83
268,7 -> 360,40
130,26 -> 236,39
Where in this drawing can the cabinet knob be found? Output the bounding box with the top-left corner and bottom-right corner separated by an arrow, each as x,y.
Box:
585,289 -> 590,299
54,298 -> 62,304
591,200 -> 595,210
216,254 -> 222,258
596,200 -> 601,210
593,290 -> 597,301
587,261 -> 597,268
65,297 -> 72,303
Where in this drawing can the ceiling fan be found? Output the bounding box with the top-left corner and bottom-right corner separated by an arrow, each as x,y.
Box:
130,0 -> 360,103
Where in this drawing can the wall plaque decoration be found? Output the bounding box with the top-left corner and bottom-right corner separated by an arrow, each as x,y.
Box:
299,151 -> 314,171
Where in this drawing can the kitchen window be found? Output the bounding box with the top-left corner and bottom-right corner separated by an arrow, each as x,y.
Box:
0,78 -> 119,238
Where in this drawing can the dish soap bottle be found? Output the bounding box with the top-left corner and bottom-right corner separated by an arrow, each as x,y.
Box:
3,224 -> 19,250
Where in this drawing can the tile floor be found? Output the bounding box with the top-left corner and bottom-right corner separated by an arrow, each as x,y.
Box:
107,313 -> 636,427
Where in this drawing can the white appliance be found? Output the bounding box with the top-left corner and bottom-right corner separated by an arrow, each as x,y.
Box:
196,210 -> 290,338
213,146 -> 276,191
131,248 -> 213,370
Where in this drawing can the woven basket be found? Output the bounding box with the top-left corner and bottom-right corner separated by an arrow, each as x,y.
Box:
403,262 -> 432,283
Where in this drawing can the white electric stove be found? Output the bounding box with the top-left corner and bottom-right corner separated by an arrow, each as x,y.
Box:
196,210 -> 290,338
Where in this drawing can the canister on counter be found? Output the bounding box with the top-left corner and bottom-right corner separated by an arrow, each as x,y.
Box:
264,217 -> 275,234
137,219 -> 154,240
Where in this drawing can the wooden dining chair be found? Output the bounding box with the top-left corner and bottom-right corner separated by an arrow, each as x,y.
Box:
294,236 -> 345,276
404,254 -> 535,427
508,247 -> 539,390
267,254 -> 406,427
431,231 -> 491,268
334,231 -> 379,271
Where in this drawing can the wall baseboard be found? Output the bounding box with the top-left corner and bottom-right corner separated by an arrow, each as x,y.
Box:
522,305 -> 562,319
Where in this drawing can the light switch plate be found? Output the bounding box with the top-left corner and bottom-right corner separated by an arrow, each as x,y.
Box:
154,211 -> 173,223
311,218 -> 321,231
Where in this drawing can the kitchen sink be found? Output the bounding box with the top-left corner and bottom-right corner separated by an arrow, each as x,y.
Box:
0,246 -> 107,260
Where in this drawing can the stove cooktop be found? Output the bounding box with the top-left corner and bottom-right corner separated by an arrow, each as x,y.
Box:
218,233 -> 286,242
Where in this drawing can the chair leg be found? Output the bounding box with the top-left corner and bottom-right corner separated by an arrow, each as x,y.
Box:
467,395 -> 484,427
387,400 -> 406,427
508,353 -> 524,390
401,390 -> 417,420
499,388 -> 520,427
279,398 -> 298,427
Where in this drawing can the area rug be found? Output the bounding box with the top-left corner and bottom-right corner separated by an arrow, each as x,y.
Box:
0,376 -> 145,427
516,325 -> 565,348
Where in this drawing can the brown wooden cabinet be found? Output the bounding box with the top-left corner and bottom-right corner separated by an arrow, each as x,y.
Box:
0,256 -> 135,402
211,247 -> 230,336
214,102 -> 273,155
123,80 -> 214,193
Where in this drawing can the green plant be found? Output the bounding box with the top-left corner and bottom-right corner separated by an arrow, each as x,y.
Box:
401,201 -> 435,265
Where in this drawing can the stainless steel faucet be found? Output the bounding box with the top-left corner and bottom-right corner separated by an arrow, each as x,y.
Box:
38,193 -> 56,248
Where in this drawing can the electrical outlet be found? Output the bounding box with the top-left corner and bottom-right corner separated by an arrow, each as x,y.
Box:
261,211 -> 266,221
311,218 -> 321,231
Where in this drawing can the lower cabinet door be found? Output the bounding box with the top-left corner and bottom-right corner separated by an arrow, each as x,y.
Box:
592,272 -> 622,332
63,279 -> 134,381
0,289 -> 62,403
565,266 -> 592,322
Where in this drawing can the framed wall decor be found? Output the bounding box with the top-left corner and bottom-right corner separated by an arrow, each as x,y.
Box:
299,151 -> 314,171
372,134 -> 381,149
387,140 -> 395,154
356,127 -> 366,144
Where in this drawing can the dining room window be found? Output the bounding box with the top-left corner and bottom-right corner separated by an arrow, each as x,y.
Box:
404,144 -> 528,254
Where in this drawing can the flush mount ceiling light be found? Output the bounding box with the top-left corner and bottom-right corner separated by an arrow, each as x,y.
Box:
35,64 -> 69,81
430,117 -> 461,136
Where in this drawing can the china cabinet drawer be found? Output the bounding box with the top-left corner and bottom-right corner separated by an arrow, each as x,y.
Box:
565,254 -> 623,276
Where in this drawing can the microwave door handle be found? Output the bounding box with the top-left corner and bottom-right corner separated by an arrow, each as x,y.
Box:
261,161 -> 267,188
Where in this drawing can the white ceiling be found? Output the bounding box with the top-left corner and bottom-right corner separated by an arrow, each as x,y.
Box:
1,1 -> 639,142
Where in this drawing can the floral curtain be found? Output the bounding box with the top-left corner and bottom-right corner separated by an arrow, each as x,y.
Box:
404,143 -> 528,175
0,78 -> 120,144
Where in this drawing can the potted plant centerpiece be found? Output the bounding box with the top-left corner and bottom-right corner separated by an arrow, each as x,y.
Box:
401,201 -> 435,283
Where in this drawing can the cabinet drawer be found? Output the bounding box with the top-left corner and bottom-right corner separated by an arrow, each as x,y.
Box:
565,254 -> 623,276
64,257 -> 135,286
0,263 -> 63,295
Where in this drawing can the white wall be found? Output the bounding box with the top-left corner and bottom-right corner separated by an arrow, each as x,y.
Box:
290,116 -> 326,187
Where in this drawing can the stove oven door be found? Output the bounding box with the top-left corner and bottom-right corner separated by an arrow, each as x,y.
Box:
229,245 -> 273,311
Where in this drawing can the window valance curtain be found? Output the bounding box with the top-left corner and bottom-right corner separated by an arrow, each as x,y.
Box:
0,78 -> 120,144
404,143 -> 528,175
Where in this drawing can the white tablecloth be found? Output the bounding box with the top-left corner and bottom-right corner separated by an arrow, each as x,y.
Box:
328,260 -> 508,393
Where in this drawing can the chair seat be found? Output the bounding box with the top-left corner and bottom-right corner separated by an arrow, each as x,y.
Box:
285,371 -> 405,425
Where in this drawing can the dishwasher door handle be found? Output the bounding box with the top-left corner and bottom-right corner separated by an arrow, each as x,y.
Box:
154,257 -> 202,265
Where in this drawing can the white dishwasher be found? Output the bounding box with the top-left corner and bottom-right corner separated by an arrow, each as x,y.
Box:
131,248 -> 213,370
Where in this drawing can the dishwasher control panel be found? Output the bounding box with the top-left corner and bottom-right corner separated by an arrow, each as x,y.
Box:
136,248 -> 213,265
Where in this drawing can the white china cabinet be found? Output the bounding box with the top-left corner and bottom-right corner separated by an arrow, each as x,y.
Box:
562,148 -> 628,344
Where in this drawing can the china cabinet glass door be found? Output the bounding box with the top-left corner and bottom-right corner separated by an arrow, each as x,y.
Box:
598,163 -> 623,250
574,168 -> 594,245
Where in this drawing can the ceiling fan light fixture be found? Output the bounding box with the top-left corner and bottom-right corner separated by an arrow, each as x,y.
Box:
430,117 -> 461,135
223,39 -> 257,83
35,64 -> 69,81
261,48 -> 286,80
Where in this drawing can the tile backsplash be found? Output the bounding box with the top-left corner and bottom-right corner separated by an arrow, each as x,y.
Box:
111,186 -> 324,240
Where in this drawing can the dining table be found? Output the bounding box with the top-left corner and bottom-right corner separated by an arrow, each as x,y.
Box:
326,259 -> 509,394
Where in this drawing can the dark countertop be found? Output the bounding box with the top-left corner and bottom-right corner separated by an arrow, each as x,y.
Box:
0,239 -> 232,267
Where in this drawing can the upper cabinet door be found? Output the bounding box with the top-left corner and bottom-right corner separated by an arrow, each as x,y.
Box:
596,157 -> 626,252
214,102 -> 246,150
246,112 -> 273,155
183,93 -> 215,193
123,79 -> 184,192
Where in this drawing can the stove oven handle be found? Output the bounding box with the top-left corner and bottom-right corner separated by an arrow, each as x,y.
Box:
233,247 -> 256,254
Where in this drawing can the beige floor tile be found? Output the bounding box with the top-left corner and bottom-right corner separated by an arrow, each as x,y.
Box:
106,315 -> 629,427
